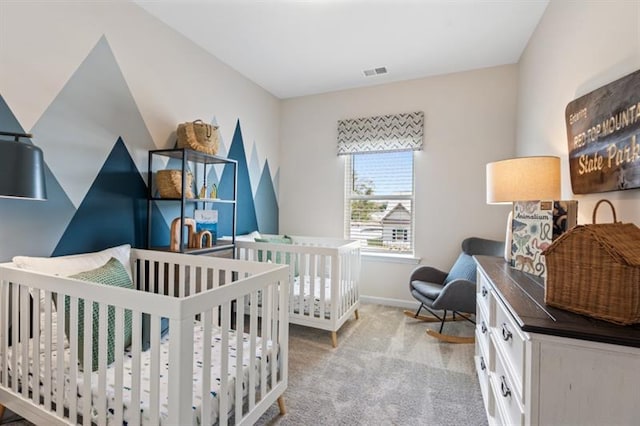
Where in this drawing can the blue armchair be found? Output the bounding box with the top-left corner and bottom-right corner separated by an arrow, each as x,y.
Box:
405,237 -> 504,343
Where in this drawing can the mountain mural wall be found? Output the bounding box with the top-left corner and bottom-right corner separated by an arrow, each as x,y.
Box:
0,36 -> 279,261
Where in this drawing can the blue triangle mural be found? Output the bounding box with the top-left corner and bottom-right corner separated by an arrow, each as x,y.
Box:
218,121 -> 258,236
0,95 -> 76,261
255,160 -> 279,234
53,138 -> 168,256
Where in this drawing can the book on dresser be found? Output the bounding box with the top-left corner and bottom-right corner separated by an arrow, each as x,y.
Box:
510,200 -> 577,277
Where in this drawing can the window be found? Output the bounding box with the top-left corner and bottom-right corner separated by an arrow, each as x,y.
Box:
344,151 -> 414,254
337,111 -> 423,256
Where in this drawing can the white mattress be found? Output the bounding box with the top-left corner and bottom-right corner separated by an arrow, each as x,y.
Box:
7,323 -> 273,425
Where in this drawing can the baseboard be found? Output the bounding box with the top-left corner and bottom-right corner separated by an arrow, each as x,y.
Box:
359,296 -> 418,310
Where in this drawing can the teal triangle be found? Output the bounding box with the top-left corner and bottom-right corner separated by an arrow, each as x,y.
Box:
255,160 -> 279,234
52,138 -> 168,255
218,120 -> 258,236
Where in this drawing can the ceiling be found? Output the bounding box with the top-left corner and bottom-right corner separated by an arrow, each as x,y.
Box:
135,0 -> 549,99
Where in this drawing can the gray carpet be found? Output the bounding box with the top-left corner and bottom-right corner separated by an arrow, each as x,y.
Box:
256,303 -> 487,426
0,303 -> 487,426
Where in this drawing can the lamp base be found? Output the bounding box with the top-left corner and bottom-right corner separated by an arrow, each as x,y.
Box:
504,210 -> 512,263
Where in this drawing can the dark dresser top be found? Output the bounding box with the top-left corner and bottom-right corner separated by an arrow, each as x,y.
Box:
475,255 -> 640,348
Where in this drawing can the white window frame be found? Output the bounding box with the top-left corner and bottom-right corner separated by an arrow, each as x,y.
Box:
344,152 -> 415,256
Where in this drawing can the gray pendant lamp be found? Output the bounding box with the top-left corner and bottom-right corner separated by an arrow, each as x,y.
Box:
0,131 -> 47,200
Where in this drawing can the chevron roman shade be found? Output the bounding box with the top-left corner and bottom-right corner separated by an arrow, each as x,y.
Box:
337,111 -> 424,155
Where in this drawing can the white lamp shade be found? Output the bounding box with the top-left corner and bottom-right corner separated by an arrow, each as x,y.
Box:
486,156 -> 561,204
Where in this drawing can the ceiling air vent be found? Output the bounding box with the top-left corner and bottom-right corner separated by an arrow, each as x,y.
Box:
363,67 -> 387,77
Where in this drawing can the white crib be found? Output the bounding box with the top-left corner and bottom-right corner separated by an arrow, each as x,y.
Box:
234,236 -> 360,347
0,249 -> 289,425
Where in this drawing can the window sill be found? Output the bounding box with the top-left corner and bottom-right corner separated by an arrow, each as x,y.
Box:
362,252 -> 421,264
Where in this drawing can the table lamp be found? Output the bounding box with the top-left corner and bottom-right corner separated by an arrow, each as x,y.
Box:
486,156 -> 561,261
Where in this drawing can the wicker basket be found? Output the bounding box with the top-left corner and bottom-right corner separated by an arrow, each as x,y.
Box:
176,119 -> 220,155
156,170 -> 194,199
544,200 -> 640,325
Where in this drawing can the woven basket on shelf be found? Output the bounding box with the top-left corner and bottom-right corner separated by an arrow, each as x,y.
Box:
156,170 -> 194,199
543,199 -> 640,325
176,119 -> 220,155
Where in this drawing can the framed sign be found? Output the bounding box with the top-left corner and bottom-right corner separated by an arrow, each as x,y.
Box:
565,69 -> 640,194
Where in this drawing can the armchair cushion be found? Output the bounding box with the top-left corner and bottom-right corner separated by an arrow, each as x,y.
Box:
443,252 -> 476,285
411,281 -> 444,300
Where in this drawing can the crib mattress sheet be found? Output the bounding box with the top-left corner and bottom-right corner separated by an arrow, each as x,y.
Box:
7,323 -> 273,425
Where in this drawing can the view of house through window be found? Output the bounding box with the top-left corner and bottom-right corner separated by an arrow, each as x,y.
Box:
344,151 -> 414,254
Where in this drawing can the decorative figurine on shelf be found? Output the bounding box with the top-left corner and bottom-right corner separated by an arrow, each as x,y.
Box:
169,217 -> 197,251
198,183 -> 207,199
210,183 -> 218,199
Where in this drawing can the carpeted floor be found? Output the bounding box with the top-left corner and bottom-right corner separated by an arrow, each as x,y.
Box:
256,303 -> 487,426
0,303 -> 486,426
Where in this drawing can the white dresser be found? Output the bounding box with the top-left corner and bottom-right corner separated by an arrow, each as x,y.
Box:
475,256 -> 640,426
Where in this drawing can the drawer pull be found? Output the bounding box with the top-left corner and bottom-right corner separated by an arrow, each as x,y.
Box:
480,356 -> 486,371
481,286 -> 488,297
501,323 -> 513,341
500,375 -> 511,398
481,321 -> 488,334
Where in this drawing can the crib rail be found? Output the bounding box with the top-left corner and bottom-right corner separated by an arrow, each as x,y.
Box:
0,250 -> 288,426
235,237 -> 360,333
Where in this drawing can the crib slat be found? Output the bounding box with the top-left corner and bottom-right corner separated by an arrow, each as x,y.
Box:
56,292 -> 65,419
260,286 -> 270,398
97,302 -> 108,426
188,264 -> 196,296
219,301 -> 230,426
201,309 -> 213,426
82,298 -> 92,426
32,288 -> 41,406
113,306 -> 125,425
149,314 -> 161,426
149,261 -> 157,294
68,296 -> 79,423
0,282 -> 8,389
270,283 -> 278,389
248,290 -> 258,411
20,286 -> 29,399
169,262 -> 176,297
130,310 -> 142,426
11,285 -> 18,394
309,254 -> 316,319
167,316 -> 194,426
43,291 -> 52,411
319,255 -> 326,320
235,299 -> 245,421
158,262 -> 166,296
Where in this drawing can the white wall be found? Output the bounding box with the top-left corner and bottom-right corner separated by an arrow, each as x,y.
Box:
0,1 -> 280,176
280,66 -> 518,305
517,0 -> 640,224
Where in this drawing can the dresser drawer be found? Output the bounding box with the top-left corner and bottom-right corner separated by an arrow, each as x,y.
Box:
492,349 -> 524,426
491,296 -> 526,400
475,338 -> 491,415
476,303 -> 491,356
477,271 -> 492,315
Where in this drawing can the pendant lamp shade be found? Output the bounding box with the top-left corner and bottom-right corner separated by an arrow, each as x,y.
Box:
0,132 -> 47,200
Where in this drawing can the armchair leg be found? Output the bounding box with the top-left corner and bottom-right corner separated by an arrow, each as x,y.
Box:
439,310 -> 447,333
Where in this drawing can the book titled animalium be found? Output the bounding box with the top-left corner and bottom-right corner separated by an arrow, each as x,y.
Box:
510,200 -> 578,277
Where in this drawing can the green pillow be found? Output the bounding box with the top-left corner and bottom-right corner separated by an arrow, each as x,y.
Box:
255,236 -> 298,276
66,257 -> 133,372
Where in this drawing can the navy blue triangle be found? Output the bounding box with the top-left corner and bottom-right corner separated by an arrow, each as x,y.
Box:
218,121 -> 258,236
255,160 -> 279,234
53,137 -> 168,256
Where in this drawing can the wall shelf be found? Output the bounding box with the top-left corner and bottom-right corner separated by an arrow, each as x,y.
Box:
147,148 -> 238,255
